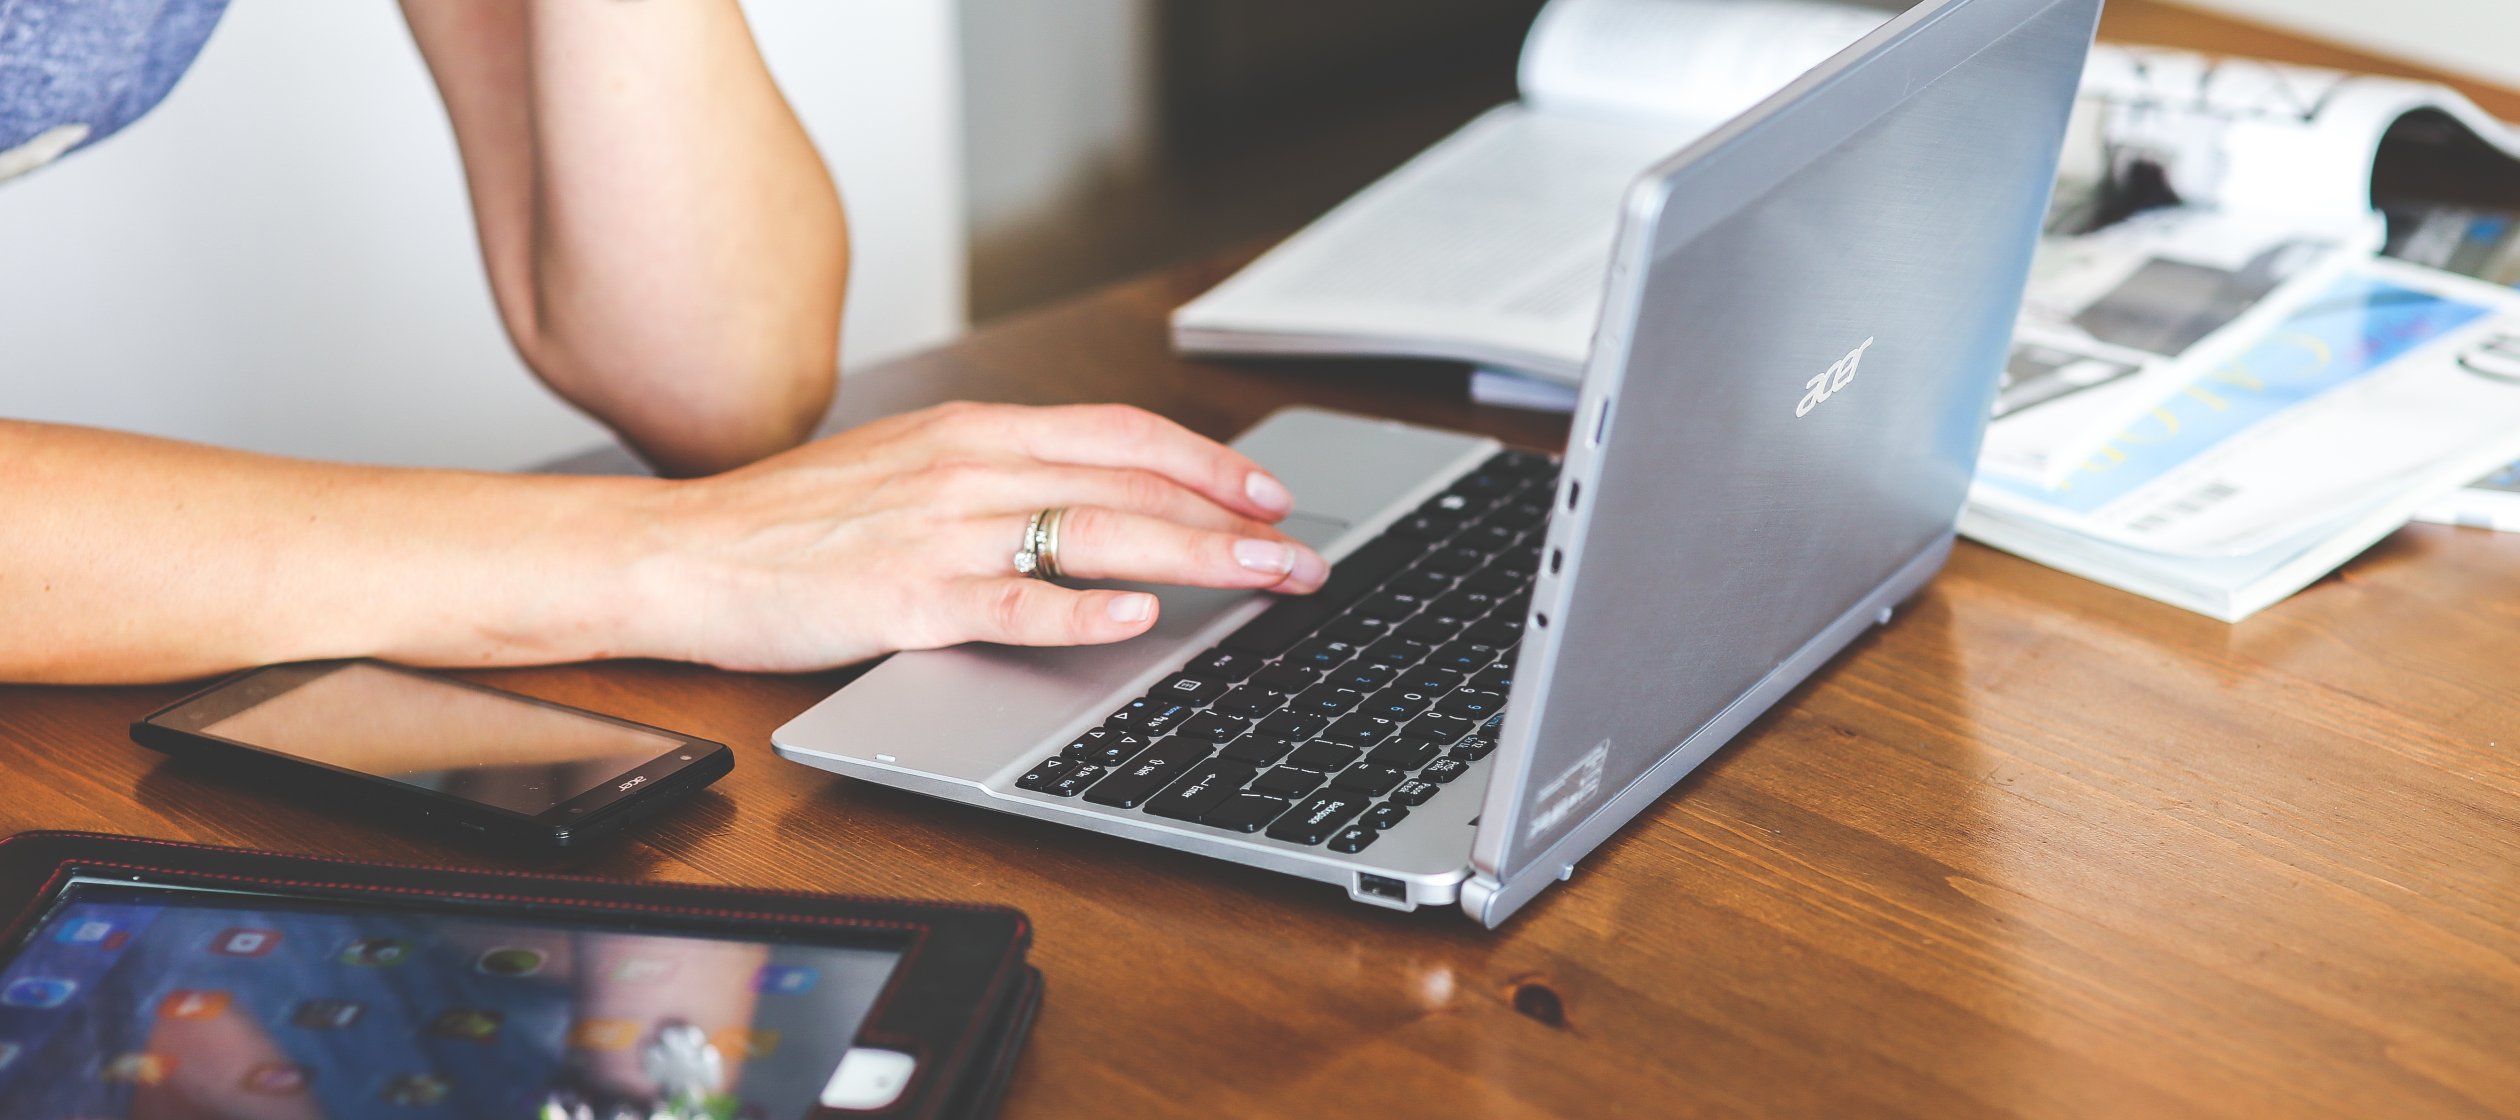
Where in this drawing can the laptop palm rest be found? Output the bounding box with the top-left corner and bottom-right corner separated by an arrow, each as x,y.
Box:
773,408 -> 1499,786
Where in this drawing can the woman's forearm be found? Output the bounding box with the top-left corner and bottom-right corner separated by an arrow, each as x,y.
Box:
0,420 -> 662,684
404,0 -> 849,477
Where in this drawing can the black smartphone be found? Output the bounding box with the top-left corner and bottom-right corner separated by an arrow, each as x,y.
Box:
132,660 -> 732,849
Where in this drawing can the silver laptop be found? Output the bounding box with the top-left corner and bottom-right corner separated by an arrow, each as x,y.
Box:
776,0 -> 2100,927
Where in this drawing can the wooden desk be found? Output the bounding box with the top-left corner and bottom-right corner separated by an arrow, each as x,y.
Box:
6,5 -> 2518,1116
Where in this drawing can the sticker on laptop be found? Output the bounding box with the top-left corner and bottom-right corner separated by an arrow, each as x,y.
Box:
1526,741 -> 1609,841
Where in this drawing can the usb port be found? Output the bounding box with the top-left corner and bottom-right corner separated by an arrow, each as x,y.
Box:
1356,874 -> 1407,902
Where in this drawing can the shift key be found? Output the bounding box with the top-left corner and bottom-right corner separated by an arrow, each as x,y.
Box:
1082,737 -> 1214,809
1144,759 -> 1258,821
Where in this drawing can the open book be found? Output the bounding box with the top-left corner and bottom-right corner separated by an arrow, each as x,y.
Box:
1170,0 -> 1888,383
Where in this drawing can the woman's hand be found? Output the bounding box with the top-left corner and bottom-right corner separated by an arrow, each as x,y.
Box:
617,402 -> 1329,672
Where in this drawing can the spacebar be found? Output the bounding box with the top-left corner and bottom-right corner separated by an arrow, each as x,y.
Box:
1219,534 -> 1420,655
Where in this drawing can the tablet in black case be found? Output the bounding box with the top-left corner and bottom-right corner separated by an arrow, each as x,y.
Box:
0,832 -> 1039,1119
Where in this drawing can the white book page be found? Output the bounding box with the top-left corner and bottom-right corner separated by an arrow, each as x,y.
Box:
1173,104 -> 1715,377
1518,0 -> 1887,122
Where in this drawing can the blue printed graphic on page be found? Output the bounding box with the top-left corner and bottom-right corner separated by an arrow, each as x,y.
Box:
1985,275 -> 2491,514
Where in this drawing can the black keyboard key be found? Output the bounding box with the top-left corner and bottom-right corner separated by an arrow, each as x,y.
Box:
1145,760 -> 1258,821
1359,636 -> 1432,671
1457,523 -> 1520,554
1428,641 -> 1502,672
1402,713 -> 1473,745
1290,685 -> 1364,718
1083,737 -> 1214,808
1251,664 -> 1320,695
1324,660 -> 1397,693
1420,547 -> 1485,576
1151,673 -> 1227,706
1389,779 -> 1440,806
1254,710 -> 1328,741
1420,758 -> 1471,784
1322,713 -> 1401,749
1366,739 -> 1440,772
1249,766 -> 1324,798
1395,611 -> 1475,645
1266,791 -> 1370,845
1470,666 -> 1513,694
1490,499 -> 1551,530
1282,637 -> 1361,672
1399,666 -> 1467,695
1326,826 -> 1380,854
1467,618 -> 1522,648
1387,569 -> 1455,599
1331,765 -> 1405,797
1462,569 -> 1529,597
1219,734 -> 1300,765
1015,756 -> 1075,791
1418,492 -> 1477,517
1452,469 -> 1515,498
1062,726 -> 1121,762
1049,764 -> 1108,798
1220,535 -> 1419,655
1188,647 -> 1263,681
1202,793 -> 1292,833
1285,741 -> 1362,772
1359,591 -> 1431,619
1080,730 -> 1155,768
1108,697 -> 1195,735
1436,690 -> 1505,720
1177,711 -> 1250,744
1362,688 -> 1435,720
1449,736 -> 1498,761
1435,589 -> 1501,618
1361,803 -> 1411,831
1319,615 -> 1388,646
1387,512 -> 1464,541
1213,685 -> 1287,717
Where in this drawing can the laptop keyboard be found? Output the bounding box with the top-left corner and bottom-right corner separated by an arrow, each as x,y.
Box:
1014,448 -> 1559,854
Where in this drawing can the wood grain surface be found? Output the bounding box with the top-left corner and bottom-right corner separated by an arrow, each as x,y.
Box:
5,5 -> 2518,1116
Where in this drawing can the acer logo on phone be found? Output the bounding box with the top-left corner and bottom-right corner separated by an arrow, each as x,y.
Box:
1796,337 -> 1875,417
618,775 -> 648,791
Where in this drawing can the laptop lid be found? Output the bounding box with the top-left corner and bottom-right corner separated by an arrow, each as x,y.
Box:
1465,0 -> 2101,925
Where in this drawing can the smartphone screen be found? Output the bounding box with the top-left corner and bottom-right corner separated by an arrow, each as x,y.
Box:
196,663 -> 686,817
0,878 -> 901,1117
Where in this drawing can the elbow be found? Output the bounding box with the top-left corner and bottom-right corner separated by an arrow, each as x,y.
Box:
529,324 -> 840,478
520,254 -> 848,477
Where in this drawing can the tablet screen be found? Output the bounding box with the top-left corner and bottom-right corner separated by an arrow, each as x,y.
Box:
0,879 -> 902,1118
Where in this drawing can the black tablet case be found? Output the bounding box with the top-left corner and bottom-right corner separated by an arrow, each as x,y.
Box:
0,831 -> 1040,1119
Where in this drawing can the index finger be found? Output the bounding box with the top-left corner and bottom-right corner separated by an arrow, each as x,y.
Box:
999,404 -> 1295,523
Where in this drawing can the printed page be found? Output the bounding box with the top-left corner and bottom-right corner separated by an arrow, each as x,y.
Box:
1519,0 -> 1887,123
2078,44 -> 2520,226
1971,259 -> 2520,559
1173,105 -> 1716,380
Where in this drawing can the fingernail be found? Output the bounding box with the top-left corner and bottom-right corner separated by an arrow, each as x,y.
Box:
1233,539 -> 1295,574
1288,546 -> 1329,589
1107,594 -> 1153,623
1245,471 -> 1293,515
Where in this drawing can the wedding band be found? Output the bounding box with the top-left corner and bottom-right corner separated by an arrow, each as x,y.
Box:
1012,507 -> 1068,580
1038,506 -> 1067,580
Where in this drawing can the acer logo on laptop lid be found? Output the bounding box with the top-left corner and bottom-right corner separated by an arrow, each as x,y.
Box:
1796,337 -> 1875,417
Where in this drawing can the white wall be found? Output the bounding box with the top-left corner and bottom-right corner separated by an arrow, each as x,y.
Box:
0,0 -> 966,471
959,0 -> 1155,246
2171,0 -> 2520,91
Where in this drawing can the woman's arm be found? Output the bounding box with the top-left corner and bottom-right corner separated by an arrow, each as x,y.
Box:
0,405 -> 1323,684
400,0 -> 848,477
